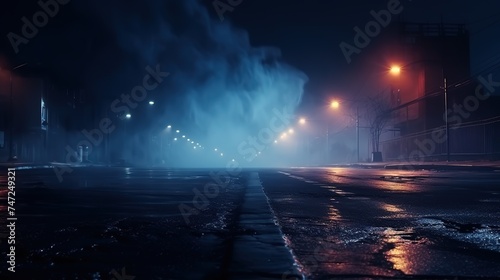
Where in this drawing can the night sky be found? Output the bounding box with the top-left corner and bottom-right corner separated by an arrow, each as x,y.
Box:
2,0 -> 500,104
215,0 -> 500,105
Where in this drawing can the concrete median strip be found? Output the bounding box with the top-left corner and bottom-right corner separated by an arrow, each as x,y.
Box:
229,171 -> 302,279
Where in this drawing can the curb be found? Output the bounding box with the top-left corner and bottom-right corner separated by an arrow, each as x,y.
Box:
0,163 -> 109,170
229,172 -> 302,279
384,164 -> 500,171
324,163 -> 500,171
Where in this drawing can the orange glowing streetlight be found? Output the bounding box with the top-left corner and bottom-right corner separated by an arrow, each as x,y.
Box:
330,100 -> 340,109
390,65 -> 401,75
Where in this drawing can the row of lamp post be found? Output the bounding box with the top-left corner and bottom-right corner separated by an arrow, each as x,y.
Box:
298,58 -> 448,165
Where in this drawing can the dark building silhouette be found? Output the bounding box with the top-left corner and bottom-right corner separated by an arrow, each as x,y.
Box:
342,21 -> 500,161
0,55 -> 100,163
387,22 -> 470,133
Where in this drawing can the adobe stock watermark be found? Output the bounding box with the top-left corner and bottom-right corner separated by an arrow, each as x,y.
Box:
397,73 -> 499,168
340,0 -> 404,64
110,267 -> 135,280
238,106 -> 295,162
213,0 -> 243,21
178,162 -> 242,224
178,106 -> 295,224
7,0 -> 71,54
53,64 -> 169,182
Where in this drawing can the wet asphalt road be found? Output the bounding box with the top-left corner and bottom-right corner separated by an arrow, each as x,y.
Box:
1,168 -> 251,280
262,168 -> 500,279
0,166 -> 499,279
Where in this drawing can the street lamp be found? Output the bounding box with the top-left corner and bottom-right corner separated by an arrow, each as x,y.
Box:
329,99 -> 360,162
389,65 -> 401,75
297,117 -> 311,164
330,100 -> 340,109
389,60 -> 449,161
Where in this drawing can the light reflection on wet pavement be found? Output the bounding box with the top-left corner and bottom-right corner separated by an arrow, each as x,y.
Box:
262,168 -> 500,279
1,167 -> 500,279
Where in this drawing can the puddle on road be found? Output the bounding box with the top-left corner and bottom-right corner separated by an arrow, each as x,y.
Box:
381,227 -> 432,274
320,185 -> 357,197
417,218 -> 500,252
287,225 -> 433,278
371,179 -> 422,193
327,205 -> 343,222
377,203 -> 414,219
380,203 -> 404,213
379,175 -> 425,182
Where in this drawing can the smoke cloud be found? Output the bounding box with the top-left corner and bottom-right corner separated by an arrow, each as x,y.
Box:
74,0 -> 308,166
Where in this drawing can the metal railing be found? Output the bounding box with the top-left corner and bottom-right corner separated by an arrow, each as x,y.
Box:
381,116 -> 500,161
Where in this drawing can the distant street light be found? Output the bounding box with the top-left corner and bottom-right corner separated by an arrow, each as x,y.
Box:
299,117 -> 306,125
149,101 -> 155,105
328,99 -> 360,162
125,113 -> 132,119
330,100 -> 340,109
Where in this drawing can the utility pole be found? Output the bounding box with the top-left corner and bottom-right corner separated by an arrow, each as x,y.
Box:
444,77 -> 450,162
356,105 -> 360,163
326,125 -> 329,164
